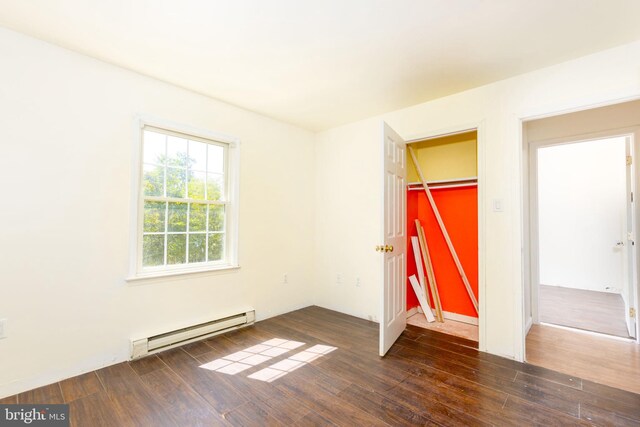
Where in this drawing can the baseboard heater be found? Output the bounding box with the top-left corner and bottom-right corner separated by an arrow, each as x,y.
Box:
131,310 -> 255,359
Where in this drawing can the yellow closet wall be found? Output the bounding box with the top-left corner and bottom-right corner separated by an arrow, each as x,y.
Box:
407,131 -> 477,182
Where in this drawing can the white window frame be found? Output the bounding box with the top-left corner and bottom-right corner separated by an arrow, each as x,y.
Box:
127,115 -> 240,281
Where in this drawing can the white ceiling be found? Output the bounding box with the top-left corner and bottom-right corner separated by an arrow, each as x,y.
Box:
1,1 -> 640,131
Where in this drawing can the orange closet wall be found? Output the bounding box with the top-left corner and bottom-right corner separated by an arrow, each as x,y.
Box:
407,187 -> 478,317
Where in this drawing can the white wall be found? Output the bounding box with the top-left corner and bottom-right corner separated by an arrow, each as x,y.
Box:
314,39 -> 640,361
537,139 -> 627,292
0,27 -> 316,398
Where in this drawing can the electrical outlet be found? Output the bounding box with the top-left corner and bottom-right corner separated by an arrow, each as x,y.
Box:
283,273 -> 288,284
336,273 -> 342,284
0,319 -> 6,339
356,277 -> 361,287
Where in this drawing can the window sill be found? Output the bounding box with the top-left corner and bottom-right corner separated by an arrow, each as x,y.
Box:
126,264 -> 240,283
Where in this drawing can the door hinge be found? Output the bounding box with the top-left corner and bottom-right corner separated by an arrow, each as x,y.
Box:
631,308 -> 636,318
627,156 -> 633,166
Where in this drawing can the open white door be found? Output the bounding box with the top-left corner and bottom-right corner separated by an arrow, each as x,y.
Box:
624,136 -> 637,338
379,122 -> 407,356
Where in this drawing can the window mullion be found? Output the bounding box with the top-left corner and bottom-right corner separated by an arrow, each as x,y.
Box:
163,200 -> 168,266
143,195 -> 224,205
186,202 -> 190,263
205,144 -> 209,263
205,204 -> 210,263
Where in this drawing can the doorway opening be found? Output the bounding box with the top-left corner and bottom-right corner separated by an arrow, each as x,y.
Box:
523,98 -> 640,394
535,136 -> 634,339
405,130 -> 480,343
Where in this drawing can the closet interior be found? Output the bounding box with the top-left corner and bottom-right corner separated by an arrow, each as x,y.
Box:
406,131 -> 479,341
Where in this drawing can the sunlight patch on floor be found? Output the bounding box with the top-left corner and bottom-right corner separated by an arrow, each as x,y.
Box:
198,338 -> 338,382
248,344 -> 337,382
199,339 -> 305,375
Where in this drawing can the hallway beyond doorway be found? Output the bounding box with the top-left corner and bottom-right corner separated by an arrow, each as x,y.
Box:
539,285 -> 630,338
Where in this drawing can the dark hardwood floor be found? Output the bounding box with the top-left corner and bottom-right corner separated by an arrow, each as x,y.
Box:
3,306 -> 640,426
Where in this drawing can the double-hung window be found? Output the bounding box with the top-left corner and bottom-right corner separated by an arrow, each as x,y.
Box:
131,119 -> 239,279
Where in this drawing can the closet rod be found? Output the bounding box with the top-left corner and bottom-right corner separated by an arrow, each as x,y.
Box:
408,182 -> 477,191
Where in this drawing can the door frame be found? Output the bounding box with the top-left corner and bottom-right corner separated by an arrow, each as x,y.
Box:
403,121 -> 486,351
526,126 -> 640,342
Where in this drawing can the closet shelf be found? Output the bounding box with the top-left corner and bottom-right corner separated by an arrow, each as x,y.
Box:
407,176 -> 477,191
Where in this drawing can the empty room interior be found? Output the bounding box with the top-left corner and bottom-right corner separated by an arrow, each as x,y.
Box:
2,1 -> 640,426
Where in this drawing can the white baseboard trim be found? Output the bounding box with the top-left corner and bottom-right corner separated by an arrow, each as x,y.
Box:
442,310 -> 478,326
407,306 -> 419,317
411,306 -> 478,326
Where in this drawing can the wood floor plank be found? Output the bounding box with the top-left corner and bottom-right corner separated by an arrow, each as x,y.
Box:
509,371 -> 581,417
194,348 -> 313,424
385,377 -> 492,426
337,383 -> 439,426
514,370 -> 640,422
256,317 -> 333,349
579,402 -> 639,426
157,347 -> 247,414
517,363 -> 583,390
280,310 -> 378,353
276,361 -> 351,396
576,388 -> 640,422
0,395 -> 17,404
138,367 -> 226,426
314,350 -> 408,393
17,383 -> 64,404
398,367 -> 514,425
399,325 -> 427,341
128,354 -> 167,376
391,341 -> 582,419
289,308 -> 379,341
581,379 -> 640,408
291,410 -> 336,426
96,362 -> 176,426
180,340 -> 215,357
311,309 -> 378,332
252,392 -> 312,425
59,372 -> 104,403
67,391 -> 130,427
304,306 -> 377,330
222,401 -> 283,427
203,334 -> 247,354
391,339 -> 519,384
274,369 -> 388,427
222,324 -> 281,347
499,396 -> 590,427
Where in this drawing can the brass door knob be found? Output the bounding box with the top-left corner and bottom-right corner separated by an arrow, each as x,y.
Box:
385,245 -> 394,253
